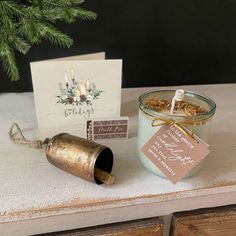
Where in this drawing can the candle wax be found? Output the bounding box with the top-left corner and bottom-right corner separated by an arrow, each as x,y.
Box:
138,107 -> 211,179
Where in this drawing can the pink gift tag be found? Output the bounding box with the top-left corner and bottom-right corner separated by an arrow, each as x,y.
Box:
141,124 -> 210,184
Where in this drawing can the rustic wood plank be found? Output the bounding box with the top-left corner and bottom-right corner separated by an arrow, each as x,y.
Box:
171,204 -> 236,236
39,217 -> 164,236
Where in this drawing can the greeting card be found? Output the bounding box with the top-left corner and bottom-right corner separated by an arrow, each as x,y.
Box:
30,54 -> 122,128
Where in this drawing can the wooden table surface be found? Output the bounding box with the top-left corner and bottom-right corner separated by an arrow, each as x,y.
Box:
0,84 -> 236,235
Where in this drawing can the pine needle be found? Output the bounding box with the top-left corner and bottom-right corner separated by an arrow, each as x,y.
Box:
0,0 -> 96,81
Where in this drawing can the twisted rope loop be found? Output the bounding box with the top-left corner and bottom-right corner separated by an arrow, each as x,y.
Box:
9,123 -> 44,149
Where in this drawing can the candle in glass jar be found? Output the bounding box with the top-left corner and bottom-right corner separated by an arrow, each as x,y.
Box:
137,90 -> 216,179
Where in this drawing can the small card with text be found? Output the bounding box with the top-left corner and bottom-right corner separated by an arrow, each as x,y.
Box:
87,117 -> 129,140
141,124 -> 210,184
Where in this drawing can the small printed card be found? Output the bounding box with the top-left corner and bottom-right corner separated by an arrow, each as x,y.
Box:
87,117 -> 129,140
31,52 -> 122,128
141,124 -> 210,184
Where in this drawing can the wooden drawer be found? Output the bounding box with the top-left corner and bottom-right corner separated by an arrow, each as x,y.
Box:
171,205 -> 236,236
40,217 -> 164,236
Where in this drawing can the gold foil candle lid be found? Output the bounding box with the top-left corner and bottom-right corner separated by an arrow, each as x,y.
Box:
9,123 -> 115,185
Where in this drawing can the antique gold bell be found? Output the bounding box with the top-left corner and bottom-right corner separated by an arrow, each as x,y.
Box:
45,133 -> 115,185
9,123 -> 115,185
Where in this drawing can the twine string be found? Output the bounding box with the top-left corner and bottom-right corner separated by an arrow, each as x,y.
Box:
151,117 -> 195,140
9,123 -> 45,149
140,108 -> 199,140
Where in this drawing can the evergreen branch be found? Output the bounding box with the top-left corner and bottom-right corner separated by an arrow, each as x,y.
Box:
0,0 -> 96,81
32,0 -> 74,8
72,0 -> 86,4
22,6 -> 42,19
0,38 -> 19,81
1,27 -> 31,54
43,7 -> 97,23
12,37 -> 31,54
43,7 -> 76,23
42,7 -> 66,22
0,1 -> 24,18
18,18 -> 41,44
19,16 -> 74,47
49,0 -> 85,7
0,14 -> 15,31
73,7 -> 97,20
38,23 -> 73,47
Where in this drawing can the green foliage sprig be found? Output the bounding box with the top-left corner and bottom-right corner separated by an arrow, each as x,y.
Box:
0,0 -> 96,81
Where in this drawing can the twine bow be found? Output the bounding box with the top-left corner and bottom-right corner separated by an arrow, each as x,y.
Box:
151,117 -> 195,140
9,123 -> 46,149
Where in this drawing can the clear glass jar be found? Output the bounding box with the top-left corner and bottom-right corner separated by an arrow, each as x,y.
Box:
138,90 -> 216,178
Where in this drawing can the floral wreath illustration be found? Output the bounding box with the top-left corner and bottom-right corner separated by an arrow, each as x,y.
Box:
56,71 -> 103,106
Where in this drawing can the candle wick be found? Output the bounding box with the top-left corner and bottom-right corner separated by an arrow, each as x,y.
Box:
170,100 -> 176,114
170,89 -> 185,114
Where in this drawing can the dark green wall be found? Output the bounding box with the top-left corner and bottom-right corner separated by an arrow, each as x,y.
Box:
1,0 -> 236,92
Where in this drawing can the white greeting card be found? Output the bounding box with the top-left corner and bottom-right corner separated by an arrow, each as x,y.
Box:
30,54 -> 122,128
48,52 -> 106,61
